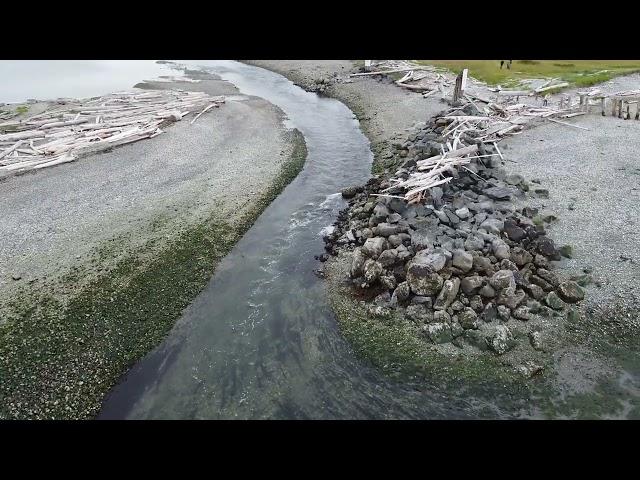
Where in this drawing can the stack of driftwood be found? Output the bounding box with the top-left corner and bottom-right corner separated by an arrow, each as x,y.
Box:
0,90 -> 225,175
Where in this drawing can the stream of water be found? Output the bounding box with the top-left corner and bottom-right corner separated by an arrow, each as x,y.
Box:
97,61 -> 511,419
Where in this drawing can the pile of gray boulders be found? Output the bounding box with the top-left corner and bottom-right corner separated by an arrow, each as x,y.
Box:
323,105 -> 586,355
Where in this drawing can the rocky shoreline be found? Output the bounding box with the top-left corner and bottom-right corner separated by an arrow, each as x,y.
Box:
321,102 -> 588,370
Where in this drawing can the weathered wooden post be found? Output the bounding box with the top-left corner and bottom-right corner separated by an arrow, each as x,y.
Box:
452,68 -> 468,103
364,60 -> 372,71
601,97 -> 606,116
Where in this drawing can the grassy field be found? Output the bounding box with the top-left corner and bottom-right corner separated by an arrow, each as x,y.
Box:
415,60 -> 640,88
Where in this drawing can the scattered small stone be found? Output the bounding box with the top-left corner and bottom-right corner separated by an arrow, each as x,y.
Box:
559,245 -> 573,258
557,281 -> 585,303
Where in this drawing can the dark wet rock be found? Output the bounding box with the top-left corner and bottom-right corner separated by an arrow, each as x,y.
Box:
557,281 -> 584,303
503,219 -> 526,242
484,186 -> 512,201
536,236 -> 561,260
534,188 -> 549,199
341,185 -> 363,198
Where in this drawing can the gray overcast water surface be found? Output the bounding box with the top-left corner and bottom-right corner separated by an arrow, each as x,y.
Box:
0,60 -> 179,103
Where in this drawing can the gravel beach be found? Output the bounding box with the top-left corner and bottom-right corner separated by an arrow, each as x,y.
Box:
0,68 -> 306,419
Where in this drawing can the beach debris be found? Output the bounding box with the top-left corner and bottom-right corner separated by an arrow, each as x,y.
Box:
0,90 -> 225,175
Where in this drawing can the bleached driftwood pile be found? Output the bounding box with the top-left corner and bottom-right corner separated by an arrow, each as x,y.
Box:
382,100 -> 593,203
0,90 -> 225,175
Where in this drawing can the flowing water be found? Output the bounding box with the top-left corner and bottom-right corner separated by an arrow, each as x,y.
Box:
98,61 -> 512,419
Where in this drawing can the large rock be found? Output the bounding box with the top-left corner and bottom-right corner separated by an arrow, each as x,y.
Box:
464,235 -> 485,251
492,239 -> 511,260
378,249 -> 399,267
407,262 -> 444,296
480,218 -> 504,234
484,186 -> 512,200
490,269 -> 516,290
545,291 -> 565,310
488,325 -> 515,355
473,255 -> 493,273
350,247 -> 367,278
537,268 -> 560,288
452,249 -> 473,272
434,277 -> 461,311
363,259 -> 383,284
413,251 -> 447,272
374,223 -> 404,237
557,281 -> 584,303
392,282 -> 411,303
497,289 -> 527,310
536,236 -> 561,260
503,219 -> 526,242
461,275 -> 484,295
362,237 -> 387,258
425,323 -> 453,344
458,307 -> 480,330
510,247 -> 533,267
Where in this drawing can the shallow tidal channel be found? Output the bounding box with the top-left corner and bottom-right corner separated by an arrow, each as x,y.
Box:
98,61 -> 529,419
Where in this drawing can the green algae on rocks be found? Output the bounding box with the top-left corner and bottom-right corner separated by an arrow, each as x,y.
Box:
0,129 -> 307,420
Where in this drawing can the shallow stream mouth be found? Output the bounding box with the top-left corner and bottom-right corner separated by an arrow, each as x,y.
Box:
97,62 -> 543,419
97,61 -> 461,419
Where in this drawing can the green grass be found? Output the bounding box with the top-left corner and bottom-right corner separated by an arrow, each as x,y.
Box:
415,60 -> 640,88
15,105 -> 29,115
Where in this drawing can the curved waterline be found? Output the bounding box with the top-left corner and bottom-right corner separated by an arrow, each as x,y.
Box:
99,61 -> 493,419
